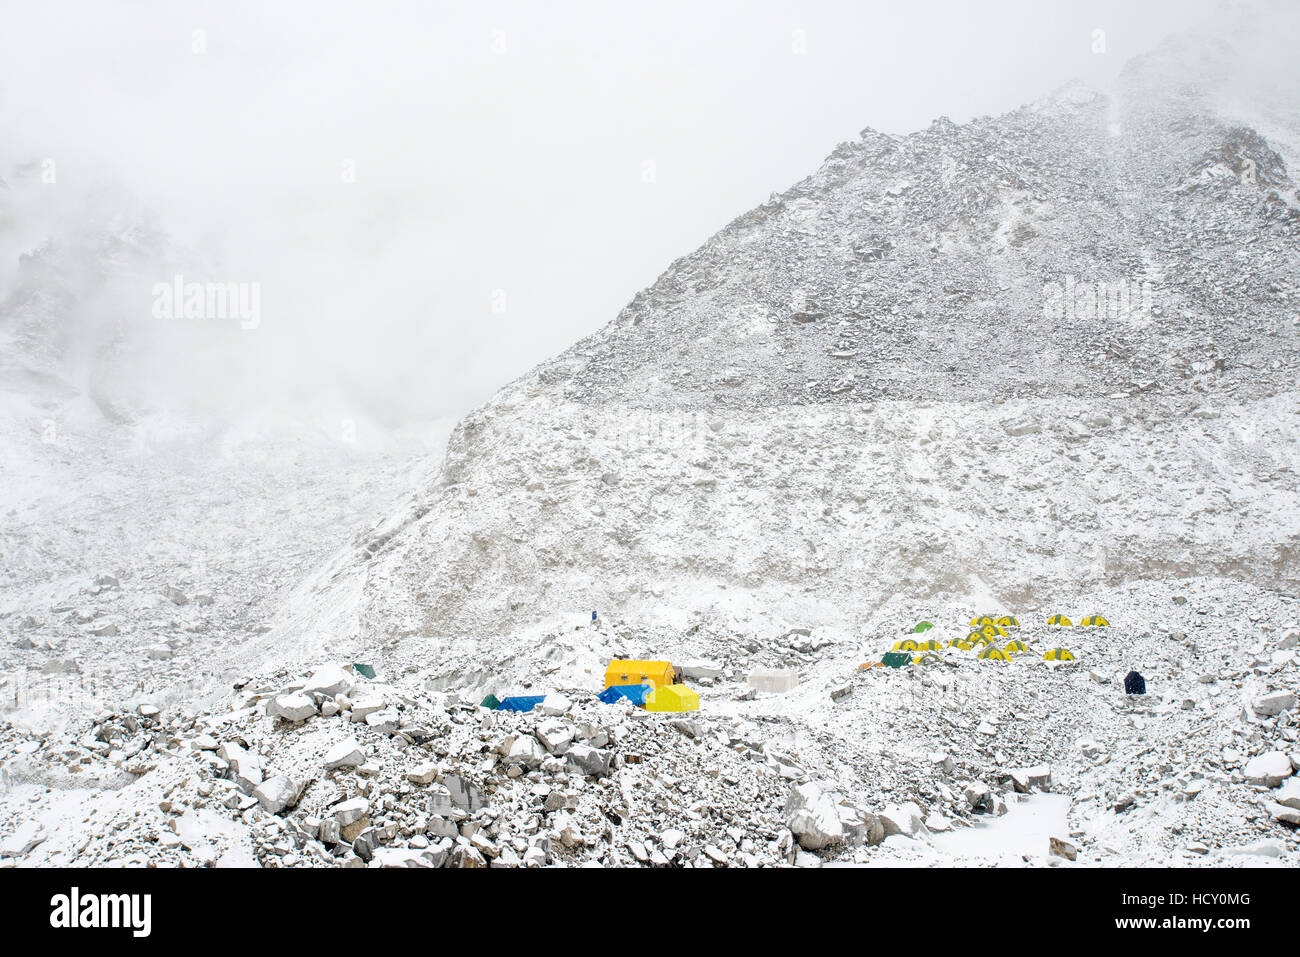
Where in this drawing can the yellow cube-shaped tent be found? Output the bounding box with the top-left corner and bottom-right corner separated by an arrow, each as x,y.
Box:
645,684 -> 700,712
605,660 -> 675,690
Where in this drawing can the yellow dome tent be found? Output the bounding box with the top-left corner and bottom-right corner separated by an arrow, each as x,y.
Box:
996,616 -> 1019,628
914,639 -> 944,652
605,660 -> 675,690
967,632 -> 993,645
980,624 -> 1009,638
950,640 -> 973,651
893,639 -> 920,652
912,653 -> 942,665
1043,648 -> 1076,661
1079,615 -> 1109,627
969,615 -> 996,627
1004,640 -> 1029,653
978,646 -> 1011,661
645,684 -> 700,712
1047,615 -> 1073,627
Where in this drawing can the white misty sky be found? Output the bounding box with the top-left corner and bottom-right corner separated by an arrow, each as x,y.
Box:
0,0 -> 1219,425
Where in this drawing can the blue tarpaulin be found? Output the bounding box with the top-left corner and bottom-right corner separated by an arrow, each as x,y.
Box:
598,683 -> 653,706
496,695 -> 546,713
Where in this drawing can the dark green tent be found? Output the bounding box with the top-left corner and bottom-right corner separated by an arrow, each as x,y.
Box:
480,693 -> 501,710
882,652 -> 912,669
352,663 -> 376,680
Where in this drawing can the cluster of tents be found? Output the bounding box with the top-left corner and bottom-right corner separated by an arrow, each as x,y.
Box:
1047,614 -> 1109,627
599,659 -> 700,712
871,613 -> 1089,666
480,694 -> 547,713
480,659 -> 701,715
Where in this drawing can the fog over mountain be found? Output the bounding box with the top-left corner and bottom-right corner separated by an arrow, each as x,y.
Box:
1,0 -> 1248,428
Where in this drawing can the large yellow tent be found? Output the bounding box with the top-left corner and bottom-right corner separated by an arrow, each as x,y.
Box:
893,639 -> 921,652
1047,615 -> 1073,627
1004,640 -> 1029,653
967,632 -> 993,645
645,684 -> 700,712
980,624 -> 1009,638
1043,648 -> 1076,661
996,616 -> 1019,628
605,660 -> 675,690
978,646 -> 1011,661
914,639 -> 944,652
969,615 -> 996,627
912,653 -> 942,665
1079,615 -> 1109,627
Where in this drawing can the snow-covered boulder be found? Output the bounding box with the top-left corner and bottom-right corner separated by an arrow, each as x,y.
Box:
1243,751 -> 1293,787
783,783 -> 843,851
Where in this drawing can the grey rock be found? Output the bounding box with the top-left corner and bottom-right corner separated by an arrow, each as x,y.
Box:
0,821 -> 46,858
303,664 -> 356,698
253,774 -> 304,814
332,797 -> 370,826
1254,690 -> 1295,716
567,744 -> 614,777
877,802 -> 925,838
783,782 -> 844,850
1049,836 -> 1078,861
267,692 -> 317,723
323,739 -> 366,769
443,774 -> 486,812
1243,751 -> 1293,787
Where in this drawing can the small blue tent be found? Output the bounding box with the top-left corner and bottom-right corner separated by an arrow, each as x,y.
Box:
496,695 -> 546,713
598,683 -> 653,706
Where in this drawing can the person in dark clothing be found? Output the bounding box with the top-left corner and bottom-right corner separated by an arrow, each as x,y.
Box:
1124,670 -> 1146,695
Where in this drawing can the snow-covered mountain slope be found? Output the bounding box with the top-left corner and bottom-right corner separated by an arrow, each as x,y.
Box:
247,8 -> 1299,690
0,167 -> 456,727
